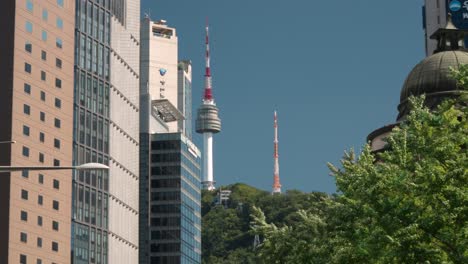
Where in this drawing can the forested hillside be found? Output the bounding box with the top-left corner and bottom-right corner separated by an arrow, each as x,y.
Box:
201,183 -> 329,263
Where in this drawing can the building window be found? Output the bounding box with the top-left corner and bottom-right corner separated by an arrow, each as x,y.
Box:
37,216 -> 43,226
56,58 -> 62,68
56,38 -> 63,49
40,112 -> 45,122
38,174 -> 44,184
20,211 -> 28,221
41,71 -> 46,81
37,259 -> 42,264
26,0 -> 33,11
54,98 -> 61,108
57,0 -> 64,7
21,169 -> 29,178
42,9 -> 48,21
56,17 -> 63,29
52,241 -> 59,252
39,153 -> 44,163
25,42 -> 32,53
41,50 -> 46,60
37,237 -> 42,248
41,30 -> 47,41
20,232 -> 27,243
40,91 -> 46,101
53,179 -> 60,189
20,254 -> 27,264
54,138 -> 61,149
39,132 -> 45,142
21,189 -> 28,200
52,200 -> 59,210
25,21 -> 33,33
38,195 -> 43,205
54,118 -> 61,128
23,125 -> 30,136
23,104 -> 30,115
52,221 -> 59,231
24,63 -> 32,73
22,147 -> 30,157
53,159 -> 60,166
24,83 -> 31,94
55,78 -> 62,88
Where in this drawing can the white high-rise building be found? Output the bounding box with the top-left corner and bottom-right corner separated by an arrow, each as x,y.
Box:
140,18 -> 180,132
107,0 -> 141,263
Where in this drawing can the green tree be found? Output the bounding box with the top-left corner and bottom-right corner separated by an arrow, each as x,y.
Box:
253,94 -> 467,263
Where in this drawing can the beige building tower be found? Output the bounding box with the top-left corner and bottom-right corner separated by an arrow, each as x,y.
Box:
140,18 -> 180,132
0,0 -> 75,263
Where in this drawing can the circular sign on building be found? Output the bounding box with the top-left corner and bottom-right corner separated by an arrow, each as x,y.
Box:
449,0 -> 468,29
450,0 -> 462,12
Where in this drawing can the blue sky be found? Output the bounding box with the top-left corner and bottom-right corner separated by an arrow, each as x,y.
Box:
142,0 -> 426,193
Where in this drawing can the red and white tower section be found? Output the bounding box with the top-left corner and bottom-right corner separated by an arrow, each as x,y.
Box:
196,22 -> 221,191
272,111 -> 282,194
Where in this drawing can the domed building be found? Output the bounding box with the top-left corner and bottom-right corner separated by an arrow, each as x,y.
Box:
368,16 -> 468,151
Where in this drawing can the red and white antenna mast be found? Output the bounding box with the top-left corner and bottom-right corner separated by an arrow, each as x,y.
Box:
204,17 -> 213,102
272,111 -> 282,194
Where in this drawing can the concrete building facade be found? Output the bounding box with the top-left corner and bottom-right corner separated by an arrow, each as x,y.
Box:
140,18 -> 179,132
178,60 -> 193,139
0,0 -> 75,263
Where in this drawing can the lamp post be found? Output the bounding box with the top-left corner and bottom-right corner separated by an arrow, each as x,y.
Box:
0,162 -> 109,172
0,140 -> 16,144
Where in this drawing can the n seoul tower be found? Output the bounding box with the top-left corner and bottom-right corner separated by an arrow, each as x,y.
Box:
196,21 -> 221,191
272,111 -> 282,194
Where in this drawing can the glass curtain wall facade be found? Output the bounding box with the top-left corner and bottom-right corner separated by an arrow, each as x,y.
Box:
149,133 -> 202,264
72,0 -> 111,263
73,0 -> 141,262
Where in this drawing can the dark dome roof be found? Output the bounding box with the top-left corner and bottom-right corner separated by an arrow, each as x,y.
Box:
400,50 -> 468,102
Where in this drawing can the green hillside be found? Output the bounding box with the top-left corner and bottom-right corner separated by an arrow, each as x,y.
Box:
201,183 -> 329,263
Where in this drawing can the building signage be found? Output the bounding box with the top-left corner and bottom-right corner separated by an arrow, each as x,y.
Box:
449,0 -> 468,29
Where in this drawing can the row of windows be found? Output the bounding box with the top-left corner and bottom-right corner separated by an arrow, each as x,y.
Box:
74,183 -> 108,228
22,146 -> 61,165
25,21 -> 63,49
151,191 -> 180,202
152,140 -> 181,151
21,189 -> 60,210
22,126 -> 61,150
151,230 -> 180,240
20,212 -> 59,230
23,104 -> 62,127
73,223 -> 108,264
150,243 -> 180,253
21,171 -> 60,189
25,41 -> 63,68
74,144 -> 109,189
23,88 -> 62,110
76,107 -> 109,153
76,33 -> 110,80
24,62 -> 63,88
77,0 -> 111,45
75,70 -> 110,117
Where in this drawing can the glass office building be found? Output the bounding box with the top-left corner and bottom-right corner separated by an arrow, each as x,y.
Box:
72,0 -> 140,263
147,133 -> 202,264
72,1 -> 111,263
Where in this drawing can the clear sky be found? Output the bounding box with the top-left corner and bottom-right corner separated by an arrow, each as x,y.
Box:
141,0 -> 426,193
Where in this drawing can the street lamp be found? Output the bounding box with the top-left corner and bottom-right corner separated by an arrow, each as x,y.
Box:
0,140 -> 16,144
0,162 -> 109,172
